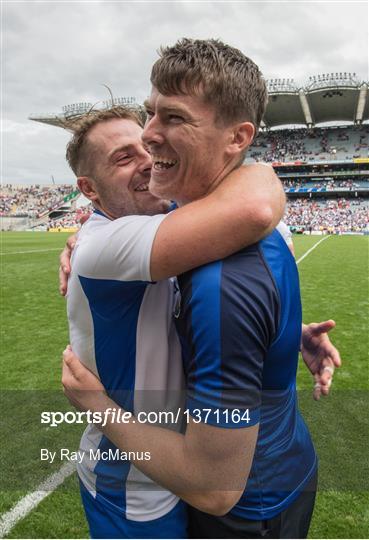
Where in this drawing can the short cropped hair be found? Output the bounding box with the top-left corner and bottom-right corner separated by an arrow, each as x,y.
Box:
66,106 -> 145,177
150,38 -> 268,134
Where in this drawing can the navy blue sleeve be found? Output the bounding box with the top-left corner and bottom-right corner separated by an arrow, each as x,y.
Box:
176,245 -> 279,428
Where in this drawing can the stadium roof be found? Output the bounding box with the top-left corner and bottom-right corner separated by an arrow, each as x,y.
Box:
263,73 -> 368,128
29,74 -> 369,130
29,97 -> 139,130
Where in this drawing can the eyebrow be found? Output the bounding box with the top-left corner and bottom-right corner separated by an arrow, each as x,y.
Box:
143,100 -> 190,117
164,106 -> 188,115
108,145 -> 132,161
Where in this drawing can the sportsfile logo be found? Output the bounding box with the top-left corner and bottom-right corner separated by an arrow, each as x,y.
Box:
40,407 -> 184,427
41,407 -> 251,427
41,409 -> 135,428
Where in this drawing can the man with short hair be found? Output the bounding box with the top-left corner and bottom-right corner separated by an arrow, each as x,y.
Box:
63,38 -> 341,539
63,100 -> 285,538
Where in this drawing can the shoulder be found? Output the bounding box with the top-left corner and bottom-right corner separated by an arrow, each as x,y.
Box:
72,212 -> 167,282
82,212 -> 166,240
178,241 -> 271,289
178,241 -> 278,315
259,228 -> 297,281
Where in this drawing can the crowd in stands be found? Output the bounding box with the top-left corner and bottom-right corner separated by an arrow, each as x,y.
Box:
2,158 -> 369,234
249,125 -> 368,163
46,199 -> 368,233
1,184 -> 75,218
282,178 -> 366,190
284,198 -> 369,232
48,206 -> 92,229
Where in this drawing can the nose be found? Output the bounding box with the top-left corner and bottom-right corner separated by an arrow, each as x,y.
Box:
142,115 -> 165,147
137,145 -> 152,175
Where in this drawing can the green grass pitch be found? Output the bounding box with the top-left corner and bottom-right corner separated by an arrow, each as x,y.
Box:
1,231 -> 368,538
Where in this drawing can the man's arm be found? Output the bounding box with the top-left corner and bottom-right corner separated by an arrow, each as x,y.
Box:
62,249 -> 274,514
62,349 -> 257,516
59,164 -> 284,292
150,163 -> 284,280
59,234 -> 77,295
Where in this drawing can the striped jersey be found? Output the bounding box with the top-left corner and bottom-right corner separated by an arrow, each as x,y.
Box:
67,210 -> 185,522
175,229 -> 317,520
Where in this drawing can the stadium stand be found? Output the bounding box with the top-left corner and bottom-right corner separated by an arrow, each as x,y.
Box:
1,184 -> 76,218
247,123 -> 369,233
1,184 -> 85,231
284,198 -> 368,233
47,206 -> 92,231
19,77 -> 369,234
249,125 -> 368,163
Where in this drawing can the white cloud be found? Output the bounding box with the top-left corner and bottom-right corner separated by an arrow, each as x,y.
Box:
3,0 -> 368,183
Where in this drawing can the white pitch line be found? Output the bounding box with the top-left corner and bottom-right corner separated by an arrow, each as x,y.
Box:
296,235 -> 330,265
0,232 -> 330,536
0,248 -> 62,255
0,463 -> 76,538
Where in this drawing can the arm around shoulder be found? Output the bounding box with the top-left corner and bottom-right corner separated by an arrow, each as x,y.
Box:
150,163 -> 285,281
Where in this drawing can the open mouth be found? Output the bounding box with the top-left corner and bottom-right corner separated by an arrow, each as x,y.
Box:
152,155 -> 178,170
134,182 -> 149,192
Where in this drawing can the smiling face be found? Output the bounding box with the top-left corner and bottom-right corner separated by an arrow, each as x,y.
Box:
142,87 -> 239,206
80,118 -> 169,218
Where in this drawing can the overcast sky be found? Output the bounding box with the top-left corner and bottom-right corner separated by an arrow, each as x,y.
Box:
2,0 -> 368,185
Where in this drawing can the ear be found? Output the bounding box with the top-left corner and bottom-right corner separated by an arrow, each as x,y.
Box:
227,121 -> 255,158
77,177 -> 99,203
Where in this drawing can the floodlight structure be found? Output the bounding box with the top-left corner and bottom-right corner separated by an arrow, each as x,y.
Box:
307,73 -> 359,91
29,97 -> 139,129
102,96 -> 137,108
62,102 -> 94,119
267,78 -> 298,93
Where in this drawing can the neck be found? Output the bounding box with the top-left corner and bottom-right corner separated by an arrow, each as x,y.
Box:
177,155 -> 241,207
93,202 -> 115,220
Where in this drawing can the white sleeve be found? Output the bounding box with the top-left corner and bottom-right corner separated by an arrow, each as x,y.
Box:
276,220 -> 293,246
74,214 -> 167,282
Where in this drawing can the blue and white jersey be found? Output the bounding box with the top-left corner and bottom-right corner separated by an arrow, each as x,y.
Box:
276,220 -> 293,248
175,229 -> 317,520
67,210 -> 185,522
